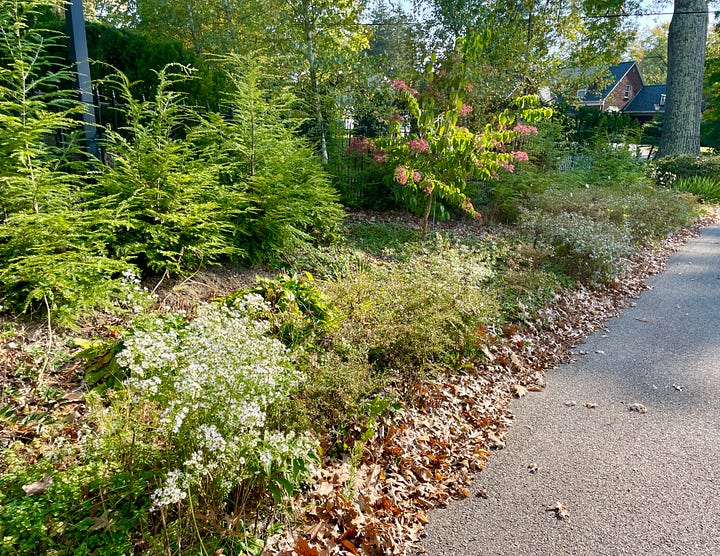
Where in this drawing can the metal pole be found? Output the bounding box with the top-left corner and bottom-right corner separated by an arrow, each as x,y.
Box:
65,0 -> 100,159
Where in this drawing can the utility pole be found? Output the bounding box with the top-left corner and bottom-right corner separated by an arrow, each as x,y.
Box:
65,0 -> 100,159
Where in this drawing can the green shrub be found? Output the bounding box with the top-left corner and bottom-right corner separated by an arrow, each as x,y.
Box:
196,57 -> 344,265
486,165 -> 551,223
226,272 -> 336,349
653,154 -> 720,183
0,0 -> 136,326
92,65 -> 237,274
322,236 -> 501,381
530,183 -> 697,243
584,134 -> 645,186
671,176 -> 720,202
519,208 -> 633,283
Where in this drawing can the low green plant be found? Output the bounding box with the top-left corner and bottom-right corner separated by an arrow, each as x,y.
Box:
529,183 -> 698,244
671,175 -> 720,202
227,272 -> 336,348
322,235 -> 501,385
0,452 -> 150,555
653,154 -> 720,182
519,208 -> 633,284
113,296 -> 319,551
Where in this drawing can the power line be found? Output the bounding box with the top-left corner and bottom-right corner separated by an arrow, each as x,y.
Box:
358,9 -> 719,26
586,10 -> 718,19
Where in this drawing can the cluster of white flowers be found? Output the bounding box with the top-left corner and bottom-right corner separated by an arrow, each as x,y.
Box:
117,268 -> 155,314
150,469 -> 188,509
520,209 -> 632,281
117,294 -> 317,509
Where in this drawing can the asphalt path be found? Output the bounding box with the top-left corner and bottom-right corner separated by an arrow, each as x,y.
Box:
420,223 -> 720,555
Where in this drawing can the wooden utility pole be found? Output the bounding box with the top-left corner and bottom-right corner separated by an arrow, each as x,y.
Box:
65,0 -> 100,159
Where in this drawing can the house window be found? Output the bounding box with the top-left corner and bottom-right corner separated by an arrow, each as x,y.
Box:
659,94 -> 666,106
577,88 -> 588,100
623,84 -> 631,99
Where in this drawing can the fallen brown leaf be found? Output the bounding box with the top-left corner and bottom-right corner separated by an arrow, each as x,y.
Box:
294,537 -> 319,556
513,384 -> 528,398
546,501 -> 570,520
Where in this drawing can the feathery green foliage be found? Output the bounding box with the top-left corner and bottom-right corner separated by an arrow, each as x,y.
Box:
197,57 -> 343,264
0,0 -> 133,326
93,65 -> 237,274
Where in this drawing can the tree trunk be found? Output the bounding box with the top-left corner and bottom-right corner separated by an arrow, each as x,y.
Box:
657,0 -> 708,157
302,2 -> 329,165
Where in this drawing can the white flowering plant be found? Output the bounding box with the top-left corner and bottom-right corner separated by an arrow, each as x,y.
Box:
226,272 -> 336,349
519,208 -> 633,284
114,294 -> 319,544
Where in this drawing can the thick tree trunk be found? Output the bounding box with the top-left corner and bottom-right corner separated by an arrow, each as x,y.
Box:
658,0 -> 708,157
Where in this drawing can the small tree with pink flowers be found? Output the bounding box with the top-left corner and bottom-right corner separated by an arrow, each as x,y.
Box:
378,35 -> 551,238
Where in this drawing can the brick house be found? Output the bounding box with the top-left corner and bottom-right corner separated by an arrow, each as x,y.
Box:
577,61 -> 666,122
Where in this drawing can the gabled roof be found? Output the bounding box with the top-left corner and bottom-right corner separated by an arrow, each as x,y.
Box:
624,84 -> 667,114
578,61 -> 637,103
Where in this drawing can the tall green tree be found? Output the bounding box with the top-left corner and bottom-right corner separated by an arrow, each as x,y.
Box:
422,0 -> 640,95
701,22 -> 720,149
658,0 -> 708,157
627,23 -> 669,84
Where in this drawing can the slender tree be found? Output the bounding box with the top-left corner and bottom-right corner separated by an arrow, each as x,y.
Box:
628,24 -> 669,85
658,0 -> 708,157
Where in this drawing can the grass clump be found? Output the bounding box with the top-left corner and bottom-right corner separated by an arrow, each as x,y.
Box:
671,176 -> 720,203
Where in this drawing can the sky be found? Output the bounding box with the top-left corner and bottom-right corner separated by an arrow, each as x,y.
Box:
384,0 -> 712,32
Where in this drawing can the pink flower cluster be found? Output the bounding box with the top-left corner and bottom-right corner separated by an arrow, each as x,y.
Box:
499,160 -> 515,173
373,152 -> 388,163
513,124 -> 539,137
408,138 -> 429,153
391,79 -> 419,97
389,113 -> 405,122
511,151 -> 529,162
492,140 -> 507,153
347,136 -> 376,155
413,171 -> 422,183
394,165 -> 408,185
461,196 -> 474,214
459,104 -> 473,117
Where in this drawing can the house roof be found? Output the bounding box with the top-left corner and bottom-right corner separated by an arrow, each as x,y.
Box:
578,61 -> 637,103
624,84 -> 667,114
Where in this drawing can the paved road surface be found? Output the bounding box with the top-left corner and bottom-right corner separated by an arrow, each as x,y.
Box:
420,224 -> 720,555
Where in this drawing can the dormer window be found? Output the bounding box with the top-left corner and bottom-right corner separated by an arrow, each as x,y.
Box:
659,94 -> 666,106
577,88 -> 588,100
624,84 -> 631,99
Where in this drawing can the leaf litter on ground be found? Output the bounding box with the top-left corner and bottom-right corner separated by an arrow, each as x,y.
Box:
1,211 -> 717,556
264,213 -> 718,555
